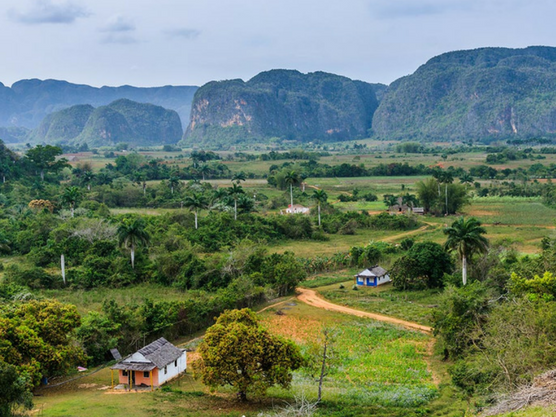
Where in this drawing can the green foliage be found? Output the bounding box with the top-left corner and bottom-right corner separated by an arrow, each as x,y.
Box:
390,242 -> 453,290
509,271 -> 556,300
0,361 -> 33,417
182,70 -> 378,146
0,300 -> 85,387
258,252 -> 307,296
432,283 -> 490,359
194,308 -> 304,401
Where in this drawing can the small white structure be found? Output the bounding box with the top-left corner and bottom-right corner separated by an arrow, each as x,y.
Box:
354,266 -> 391,287
111,337 -> 186,390
285,204 -> 310,214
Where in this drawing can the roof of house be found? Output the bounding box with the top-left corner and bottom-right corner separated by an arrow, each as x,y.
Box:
111,337 -> 183,371
287,204 -> 309,210
355,265 -> 388,278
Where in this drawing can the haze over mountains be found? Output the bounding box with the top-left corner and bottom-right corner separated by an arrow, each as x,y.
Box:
3,46 -> 556,147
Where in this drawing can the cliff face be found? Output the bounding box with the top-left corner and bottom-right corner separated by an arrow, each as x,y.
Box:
182,70 -> 379,146
372,46 -> 556,140
29,99 -> 183,147
0,79 -> 197,129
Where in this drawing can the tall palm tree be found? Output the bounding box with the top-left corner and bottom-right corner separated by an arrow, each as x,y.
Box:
312,189 -> 328,227
82,171 -> 95,191
284,171 -> 300,209
444,217 -> 488,286
228,183 -> 244,220
183,193 -> 207,229
168,176 -> 180,195
440,171 -> 454,215
117,217 -> 150,269
61,186 -> 81,218
198,164 -> 211,181
232,171 -> 247,184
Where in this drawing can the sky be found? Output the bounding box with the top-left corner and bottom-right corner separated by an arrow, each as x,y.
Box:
1,0 -> 555,88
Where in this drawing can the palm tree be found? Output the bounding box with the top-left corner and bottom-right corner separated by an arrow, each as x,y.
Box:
228,183 -> 245,220
440,171 -> 454,215
82,171 -> 95,191
459,173 -> 474,186
168,176 -> 180,195
183,193 -> 207,229
198,164 -> 211,181
284,171 -> 300,209
117,217 -> 150,269
61,186 -> 81,218
444,217 -> 488,286
312,189 -> 328,227
232,171 -> 247,184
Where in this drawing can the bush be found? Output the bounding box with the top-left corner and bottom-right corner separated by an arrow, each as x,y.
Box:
4,264 -> 58,289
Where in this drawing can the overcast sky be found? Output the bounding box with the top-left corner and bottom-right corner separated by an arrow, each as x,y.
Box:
1,0 -> 554,88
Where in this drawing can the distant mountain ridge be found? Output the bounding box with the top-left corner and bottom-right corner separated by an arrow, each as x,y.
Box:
181,70 -> 380,146
28,99 -> 183,147
372,46 -> 556,140
0,79 -> 198,129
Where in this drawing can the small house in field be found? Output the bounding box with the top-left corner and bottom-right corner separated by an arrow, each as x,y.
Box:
111,337 -> 186,390
285,204 -> 310,214
354,266 -> 391,287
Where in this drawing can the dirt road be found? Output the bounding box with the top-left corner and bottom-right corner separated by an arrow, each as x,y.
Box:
296,288 -> 433,334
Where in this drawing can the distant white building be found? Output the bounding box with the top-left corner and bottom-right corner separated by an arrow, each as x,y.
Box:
111,337 -> 186,390
354,266 -> 391,287
285,204 -> 311,214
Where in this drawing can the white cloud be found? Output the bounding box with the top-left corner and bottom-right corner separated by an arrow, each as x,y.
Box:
8,0 -> 90,24
100,15 -> 135,32
164,28 -> 201,40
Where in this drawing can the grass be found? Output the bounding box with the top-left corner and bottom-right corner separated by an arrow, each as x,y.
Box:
315,281 -> 443,326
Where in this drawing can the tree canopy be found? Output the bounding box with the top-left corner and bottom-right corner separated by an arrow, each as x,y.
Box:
193,308 -> 303,401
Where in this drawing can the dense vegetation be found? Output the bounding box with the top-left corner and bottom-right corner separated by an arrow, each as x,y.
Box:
182,70 -> 378,147
373,46 -> 556,141
28,99 -> 183,147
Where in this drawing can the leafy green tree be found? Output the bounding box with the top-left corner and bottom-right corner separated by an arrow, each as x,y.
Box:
390,241 -> 453,289
60,186 -> 82,218
198,164 -> 211,181
0,361 -> 33,416
81,171 -> 95,191
117,217 -> 150,269
383,194 -> 398,208
416,178 -> 440,213
284,171 -> 300,209
183,193 -> 207,229
0,300 -> 85,387
227,183 -> 245,220
194,309 -> 303,401
311,189 -> 328,227
444,217 -> 488,286
25,145 -> 69,181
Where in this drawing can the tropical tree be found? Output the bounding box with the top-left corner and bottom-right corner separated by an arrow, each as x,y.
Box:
25,145 -> 69,181
60,186 -> 81,218
459,173 -> 474,185
439,171 -> 454,215
311,189 -> 328,227
168,176 -> 180,195
284,171 -> 300,209
232,171 -> 247,184
444,217 -> 489,286
383,194 -> 398,209
183,193 -> 207,229
81,171 -> 95,191
198,164 -> 211,181
228,183 -> 245,220
117,217 -> 150,269
194,309 -> 303,401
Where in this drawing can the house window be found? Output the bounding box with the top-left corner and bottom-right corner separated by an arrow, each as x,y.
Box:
164,366 -> 167,374
144,371 -> 150,378
122,371 -> 128,377
174,360 -> 177,367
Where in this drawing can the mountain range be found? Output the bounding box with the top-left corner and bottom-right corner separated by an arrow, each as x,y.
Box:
5,46 -> 556,147
28,99 -> 183,148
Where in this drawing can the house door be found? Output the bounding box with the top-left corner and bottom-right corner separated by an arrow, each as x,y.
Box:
131,371 -> 136,385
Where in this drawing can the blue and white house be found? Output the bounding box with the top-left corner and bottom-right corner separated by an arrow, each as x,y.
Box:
355,266 -> 391,287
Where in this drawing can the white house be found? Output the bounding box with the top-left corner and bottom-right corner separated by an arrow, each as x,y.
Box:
285,204 -> 311,214
111,337 -> 186,390
354,266 -> 391,287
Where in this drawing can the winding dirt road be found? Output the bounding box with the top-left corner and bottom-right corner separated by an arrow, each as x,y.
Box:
296,288 -> 433,334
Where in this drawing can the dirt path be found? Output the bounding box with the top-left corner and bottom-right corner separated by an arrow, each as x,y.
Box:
296,288 -> 440,385
381,224 -> 434,243
296,288 -> 432,334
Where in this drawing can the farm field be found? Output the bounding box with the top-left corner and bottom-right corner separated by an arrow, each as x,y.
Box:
33,298 -> 467,417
